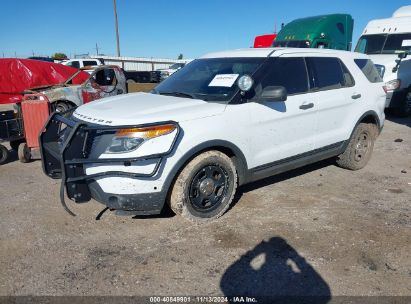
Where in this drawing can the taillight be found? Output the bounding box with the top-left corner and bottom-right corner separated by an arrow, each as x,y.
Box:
383,86 -> 388,94
384,79 -> 401,91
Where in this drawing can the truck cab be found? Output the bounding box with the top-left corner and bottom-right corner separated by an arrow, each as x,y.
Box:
254,34 -> 277,48
355,6 -> 411,116
273,14 -> 354,51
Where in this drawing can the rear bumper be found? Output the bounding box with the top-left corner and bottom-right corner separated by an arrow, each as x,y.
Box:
40,112 -> 179,215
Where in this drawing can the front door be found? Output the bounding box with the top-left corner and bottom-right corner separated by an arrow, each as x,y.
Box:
232,56 -> 318,169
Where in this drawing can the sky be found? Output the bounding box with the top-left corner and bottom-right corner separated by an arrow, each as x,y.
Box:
0,0 -> 410,60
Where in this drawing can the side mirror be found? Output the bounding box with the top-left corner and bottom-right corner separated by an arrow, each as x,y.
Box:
260,86 -> 287,102
393,52 -> 408,73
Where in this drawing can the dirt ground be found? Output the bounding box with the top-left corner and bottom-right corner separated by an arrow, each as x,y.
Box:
128,82 -> 157,93
0,115 -> 410,301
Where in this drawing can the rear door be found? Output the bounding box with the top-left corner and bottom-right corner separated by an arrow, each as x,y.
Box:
306,56 -> 357,149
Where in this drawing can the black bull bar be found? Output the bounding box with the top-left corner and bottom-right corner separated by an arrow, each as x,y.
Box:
39,111 -> 179,216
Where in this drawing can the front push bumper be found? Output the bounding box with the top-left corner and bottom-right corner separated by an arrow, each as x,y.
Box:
39,111 -> 179,216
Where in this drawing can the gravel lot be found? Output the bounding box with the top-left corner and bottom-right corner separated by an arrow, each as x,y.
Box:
0,115 -> 410,300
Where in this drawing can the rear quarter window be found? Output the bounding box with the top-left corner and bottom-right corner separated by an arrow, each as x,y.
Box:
83,60 -> 98,67
354,59 -> 383,83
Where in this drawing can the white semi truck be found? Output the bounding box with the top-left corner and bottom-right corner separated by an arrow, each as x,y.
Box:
355,6 -> 411,116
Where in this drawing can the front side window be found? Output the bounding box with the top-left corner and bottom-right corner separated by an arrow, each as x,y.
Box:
94,69 -> 117,86
252,57 -> 309,97
306,57 -> 348,90
355,35 -> 387,54
67,61 -> 80,69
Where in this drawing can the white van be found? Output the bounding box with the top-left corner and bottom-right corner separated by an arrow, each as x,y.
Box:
355,6 -> 411,116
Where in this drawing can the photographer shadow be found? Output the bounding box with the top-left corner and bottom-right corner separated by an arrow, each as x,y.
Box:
220,237 -> 331,304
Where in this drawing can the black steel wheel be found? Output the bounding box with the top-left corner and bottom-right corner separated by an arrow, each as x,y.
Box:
353,131 -> 372,162
169,150 -> 238,222
189,164 -> 230,213
336,123 -> 377,170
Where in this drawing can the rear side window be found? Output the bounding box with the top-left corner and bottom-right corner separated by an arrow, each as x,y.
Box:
306,57 -> 352,90
354,59 -> 383,83
255,57 -> 309,95
83,60 -> 98,66
67,61 -> 80,69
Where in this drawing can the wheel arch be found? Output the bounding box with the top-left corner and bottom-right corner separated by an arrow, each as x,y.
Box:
164,140 -> 249,197
54,99 -> 78,109
354,110 -> 381,133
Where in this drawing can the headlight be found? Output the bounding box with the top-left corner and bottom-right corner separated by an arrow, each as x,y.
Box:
385,79 -> 401,91
105,124 -> 176,154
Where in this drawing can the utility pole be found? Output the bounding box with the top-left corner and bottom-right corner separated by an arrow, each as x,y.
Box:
95,43 -> 100,56
113,0 -> 123,68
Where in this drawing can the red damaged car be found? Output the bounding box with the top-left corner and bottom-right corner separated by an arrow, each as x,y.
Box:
0,58 -> 127,112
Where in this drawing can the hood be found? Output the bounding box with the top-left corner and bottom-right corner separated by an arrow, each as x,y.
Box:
73,92 -> 226,126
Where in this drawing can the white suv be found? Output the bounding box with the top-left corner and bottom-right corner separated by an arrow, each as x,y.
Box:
62,58 -> 103,70
40,48 -> 386,222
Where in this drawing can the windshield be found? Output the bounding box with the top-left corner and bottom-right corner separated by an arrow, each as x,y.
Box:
355,33 -> 411,54
153,58 -> 265,102
272,40 -> 310,48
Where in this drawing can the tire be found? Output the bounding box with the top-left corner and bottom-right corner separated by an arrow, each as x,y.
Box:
18,142 -> 31,163
336,123 -> 378,170
55,101 -> 72,113
393,90 -> 411,117
0,144 -> 9,165
168,151 -> 238,223
10,140 -> 23,151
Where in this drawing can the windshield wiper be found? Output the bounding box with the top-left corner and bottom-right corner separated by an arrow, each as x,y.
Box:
158,91 -> 196,99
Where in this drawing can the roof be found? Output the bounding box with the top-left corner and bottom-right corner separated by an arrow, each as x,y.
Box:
362,6 -> 411,35
275,14 -> 353,42
393,5 -> 411,17
201,48 -> 368,59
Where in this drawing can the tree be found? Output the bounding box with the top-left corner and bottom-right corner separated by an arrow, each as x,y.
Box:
177,53 -> 183,60
52,52 -> 68,60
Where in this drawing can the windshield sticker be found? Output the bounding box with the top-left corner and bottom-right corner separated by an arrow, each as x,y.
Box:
402,40 -> 411,47
208,74 -> 239,87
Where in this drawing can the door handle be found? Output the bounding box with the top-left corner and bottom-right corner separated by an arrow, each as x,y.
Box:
351,93 -> 362,100
299,102 -> 314,110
